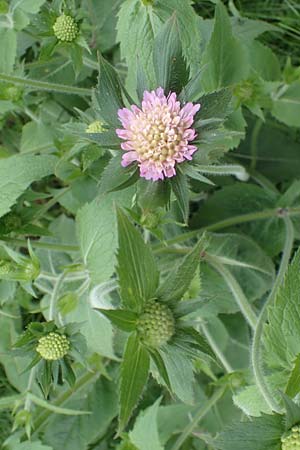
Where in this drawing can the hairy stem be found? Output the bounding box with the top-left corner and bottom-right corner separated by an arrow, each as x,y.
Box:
0,73 -> 92,96
201,323 -> 234,373
171,386 -> 226,450
49,272 -> 67,321
251,215 -> 294,413
205,254 -> 258,330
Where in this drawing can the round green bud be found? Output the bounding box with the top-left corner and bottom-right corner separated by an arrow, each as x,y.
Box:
234,80 -> 254,102
0,212 -> 22,234
53,14 -> 78,42
0,260 -> 13,276
141,210 -> 160,229
137,300 -> 175,348
85,120 -> 104,133
281,425 -> 300,450
36,332 -> 70,360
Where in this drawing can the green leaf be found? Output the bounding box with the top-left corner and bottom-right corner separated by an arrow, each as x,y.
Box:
271,82 -> 300,128
119,334 -> 150,431
10,442 -> 53,450
20,121 -> 54,153
159,344 -> 195,404
129,398 -> 163,450
153,14 -> 188,93
0,154 -> 57,218
170,170 -> 190,223
281,393 -> 300,430
214,414 -> 285,450
27,393 -> 90,416
43,377 -> 118,450
76,190 -> 133,285
96,309 -> 138,332
286,355 -> 300,398
117,208 -> 159,312
94,54 -> 124,127
10,0 -> 46,13
138,179 -> 171,210
201,2 -> 249,92
156,238 -> 205,303
99,155 -> 139,194
0,29 -> 17,74
264,249 -> 300,372
117,0 -> 201,93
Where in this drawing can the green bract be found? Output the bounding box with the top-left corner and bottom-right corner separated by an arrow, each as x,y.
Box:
36,332 -> 70,360
53,14 -> 78,42
136,300 -> 175,347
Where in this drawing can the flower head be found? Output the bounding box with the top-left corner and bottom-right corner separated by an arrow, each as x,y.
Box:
136,300 -> 175,347
116,88 -> 200,181
53,14 -> 78,42
36,332 -> 70,360
281,425 -> 300,450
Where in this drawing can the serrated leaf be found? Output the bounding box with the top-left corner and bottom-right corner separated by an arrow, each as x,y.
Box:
129,398 -> 163,450
117,208 -> 159,312
76,190 -> 132,285
0,154 -> 57,218
94,54 -> 124,127
170,170 -> 189,223
96,309 -> 138,332
99,155 -> 139,194
215,414 -> 284,450
271,82 -> 300,128
138,179 -> 171,210
117,0 -> 201,93
156,238 -> 205,303
201,2 -> 249,92
159,344 -> 194,404
153,14 -> 188,93
0,29 -> 17,74
286,355 -> 300,398
281,393 -> 300,430
119,334 -> 150,431
264,249 -> 300,372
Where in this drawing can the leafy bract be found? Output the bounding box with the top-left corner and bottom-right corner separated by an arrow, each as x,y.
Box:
116,208 -> 159,312
129,398 -> 163,450
119,334 -> 150,431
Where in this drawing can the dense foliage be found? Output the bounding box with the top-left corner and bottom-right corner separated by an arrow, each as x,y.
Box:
0,0 -> 300,449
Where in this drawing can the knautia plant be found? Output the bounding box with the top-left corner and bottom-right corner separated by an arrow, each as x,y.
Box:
1,0 -> 300,449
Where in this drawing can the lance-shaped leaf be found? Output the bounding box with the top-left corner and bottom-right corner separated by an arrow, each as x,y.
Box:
156,237 -> 206,303
282,393 -> 300,430
214,413 -> 285,450
119,334 -> 150,432
170,169 -> 190,224
94,53 -> 124,127
96,309 -> 138,332
117,208 -> 159,312
153,14 -> 189,94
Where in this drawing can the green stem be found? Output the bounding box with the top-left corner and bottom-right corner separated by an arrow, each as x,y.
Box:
31,370 -> 98,436
251,215 -> 294,413
250,118 -> 263,170
0,237 -> 79,253
205,254 -> 258,330
49,271 -> 67,321
0,73 -> 92,96
171,386 -> 226,450
33,187 -> 71,221
201,323 -> 234,373
153,206 -> 300,251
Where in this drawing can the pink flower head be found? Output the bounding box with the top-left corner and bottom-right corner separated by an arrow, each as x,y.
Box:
116,87 -> 200,181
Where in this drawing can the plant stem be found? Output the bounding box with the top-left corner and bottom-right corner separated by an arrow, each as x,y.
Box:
29,370 -> 99,437
49,271 -> 67,321
205,254 -> 258,330
0,73 -> 92,96
0,237 -> 79,253
201,323 -> 234,373
251,215 -> 294,413
171,386 -> 226,450
153,206 -> 300,251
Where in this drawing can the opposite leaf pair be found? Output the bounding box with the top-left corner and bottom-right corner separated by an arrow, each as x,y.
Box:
96,208 -> 216,431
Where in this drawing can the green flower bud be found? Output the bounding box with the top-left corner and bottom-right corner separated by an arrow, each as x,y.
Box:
281,425 -> 300,450
137,300 -> 175,348
36,332 -> 70,360
0,260 -> 14,277
141,210 -> 161,229
85,120 -> 105,133
234,80 -> 254,103
0,212 -> 22,234
141,0 -> 154,5
22,258 -> 40,281
53,14 -> 78,42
